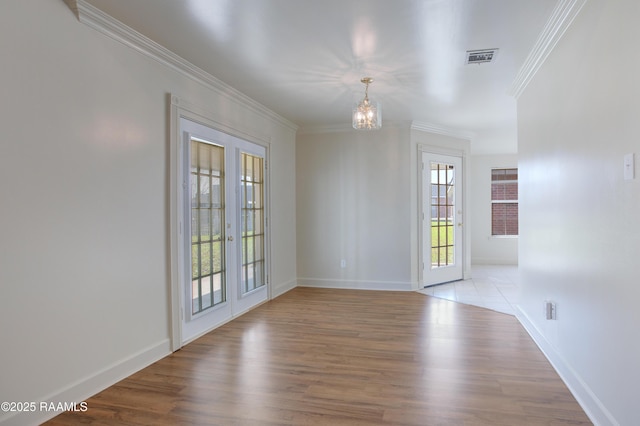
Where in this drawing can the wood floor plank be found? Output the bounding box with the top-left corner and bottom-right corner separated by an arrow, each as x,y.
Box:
46,288 -> 592,425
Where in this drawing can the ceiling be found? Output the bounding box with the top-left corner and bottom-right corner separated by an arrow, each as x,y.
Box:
83,0 -> 558,154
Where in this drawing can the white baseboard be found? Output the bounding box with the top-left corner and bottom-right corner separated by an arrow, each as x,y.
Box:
515,307 -> 618,426
0,339 -> 171,426
271,278 -> 297,298
471,257 -> 518,265
297,277 -> 413,291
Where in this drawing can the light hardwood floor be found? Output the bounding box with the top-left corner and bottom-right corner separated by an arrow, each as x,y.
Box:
47,288 -> 591,425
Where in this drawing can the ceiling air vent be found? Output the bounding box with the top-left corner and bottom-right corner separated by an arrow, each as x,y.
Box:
466,48 -> 498,64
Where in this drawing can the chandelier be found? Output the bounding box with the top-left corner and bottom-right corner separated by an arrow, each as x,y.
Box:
352,77 -> 381,130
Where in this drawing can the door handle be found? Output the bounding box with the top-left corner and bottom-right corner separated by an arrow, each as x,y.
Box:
227,235 -> 234,241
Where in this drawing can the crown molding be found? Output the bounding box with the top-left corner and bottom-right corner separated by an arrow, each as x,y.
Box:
297,121 -> 411,135
65,0 -> 298,132
63,0 -> 80,17
297,123 -> 354,135
508,0 -> 588,99
298,120 -> 474,139
410,121 -> 475,141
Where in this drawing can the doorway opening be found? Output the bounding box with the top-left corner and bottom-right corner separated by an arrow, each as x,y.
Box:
176,117 -> 269,345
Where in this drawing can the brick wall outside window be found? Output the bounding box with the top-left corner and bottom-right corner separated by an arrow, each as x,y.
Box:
491,168 -> 518,236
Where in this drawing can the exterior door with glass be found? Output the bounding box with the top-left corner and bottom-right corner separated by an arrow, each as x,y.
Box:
422,152 -> 463,286
180,118 -> 268,343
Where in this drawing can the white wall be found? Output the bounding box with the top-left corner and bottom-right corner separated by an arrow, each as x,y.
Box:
517,0 -> 639,424
0,1 -> 296,424
296,125 -> 471,290
296,126 -> 413,290
470,154 -> 518,265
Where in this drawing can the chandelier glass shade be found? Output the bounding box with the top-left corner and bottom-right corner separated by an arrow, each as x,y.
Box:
352,77 -> 381,130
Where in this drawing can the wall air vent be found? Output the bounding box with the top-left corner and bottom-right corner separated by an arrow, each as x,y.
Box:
466,48 -> 498,64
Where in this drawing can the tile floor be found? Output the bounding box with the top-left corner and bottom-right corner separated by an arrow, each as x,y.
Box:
417,265 -> 520,315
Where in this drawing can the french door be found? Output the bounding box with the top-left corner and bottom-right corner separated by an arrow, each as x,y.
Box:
180,118 -> 268,343
422,152 -> 463,286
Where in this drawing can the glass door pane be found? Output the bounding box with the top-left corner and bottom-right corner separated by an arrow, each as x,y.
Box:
190,139 -> 226,315
240,152 -> 265,294
430,162 -> 455,268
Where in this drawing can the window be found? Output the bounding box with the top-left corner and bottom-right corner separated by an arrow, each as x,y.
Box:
491,168 -> 518,236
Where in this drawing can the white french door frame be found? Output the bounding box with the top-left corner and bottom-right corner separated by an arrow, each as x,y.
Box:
416,145 -> 470,288
169,96 -> 271,351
